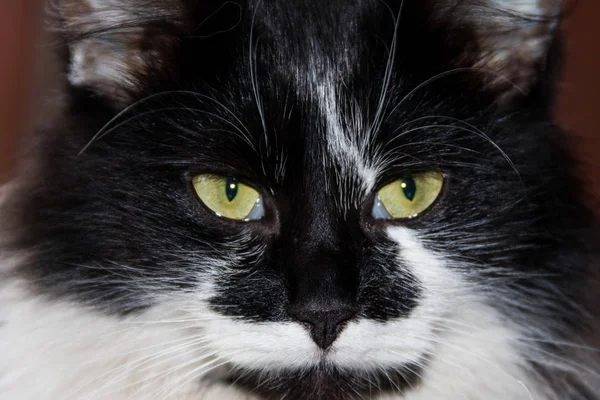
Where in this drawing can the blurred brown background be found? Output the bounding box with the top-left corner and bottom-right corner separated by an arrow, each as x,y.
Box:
558,1 -> 600,204
0,3 -> 38,184
1,2 -> 599,203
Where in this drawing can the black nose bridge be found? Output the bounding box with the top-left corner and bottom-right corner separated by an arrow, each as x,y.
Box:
290,253 -> 356,299
281,164 -> 361,348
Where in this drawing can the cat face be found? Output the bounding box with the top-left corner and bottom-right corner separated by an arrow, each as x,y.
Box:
7,0 -> 598,399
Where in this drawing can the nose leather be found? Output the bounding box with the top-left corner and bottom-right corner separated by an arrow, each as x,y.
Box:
290,306 -> 356,349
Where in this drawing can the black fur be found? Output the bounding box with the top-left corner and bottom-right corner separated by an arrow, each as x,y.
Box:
3,0 -> 598,398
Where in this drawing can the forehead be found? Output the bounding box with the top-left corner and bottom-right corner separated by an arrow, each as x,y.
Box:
187,1 -> 402,201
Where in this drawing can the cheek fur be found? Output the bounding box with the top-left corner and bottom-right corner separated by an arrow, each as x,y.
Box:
0,280 -> 234,399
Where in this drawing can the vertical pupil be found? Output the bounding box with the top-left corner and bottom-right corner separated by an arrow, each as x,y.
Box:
401,175 -> 416,201
225,178 -> 238,202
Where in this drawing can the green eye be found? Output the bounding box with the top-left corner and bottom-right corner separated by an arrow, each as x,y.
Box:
192,175 -> 264,221
372,172 -> 444,220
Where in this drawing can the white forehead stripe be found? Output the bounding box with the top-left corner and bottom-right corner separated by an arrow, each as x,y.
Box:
317,75 -> 378,194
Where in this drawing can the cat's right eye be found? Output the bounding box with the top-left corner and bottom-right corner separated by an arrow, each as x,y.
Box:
192,175 -> 265,221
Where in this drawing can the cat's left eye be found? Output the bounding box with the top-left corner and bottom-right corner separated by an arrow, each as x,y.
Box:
192,175 -> 265,221
372,172 -> 444,220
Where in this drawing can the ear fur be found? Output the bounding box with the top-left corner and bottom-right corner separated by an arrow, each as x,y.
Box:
58,1 -> 562,105
426,0 -> 561,102
58,0 -> 187,103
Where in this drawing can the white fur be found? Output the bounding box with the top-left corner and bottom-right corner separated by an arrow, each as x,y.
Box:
0,280 -> 253,400
61,0 -> 183,99
200,319 -> 319,369
69,40 -> 139,91
493,0 -> 554,17
0,222 -> 546,399
61,0 -> 179,32
317,73 -> 378,195
383,227 -> 543,400
470,0 -> 560,91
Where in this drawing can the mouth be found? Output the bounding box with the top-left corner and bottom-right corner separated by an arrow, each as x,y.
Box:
223,361 -> 425,400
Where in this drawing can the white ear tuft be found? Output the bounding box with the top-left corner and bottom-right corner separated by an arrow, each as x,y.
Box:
60,0 -> 185,103
430,0 -> 562,101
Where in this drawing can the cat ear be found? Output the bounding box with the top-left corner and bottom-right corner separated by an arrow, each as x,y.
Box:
59,0 -> 187,104
427,0 -> 561,103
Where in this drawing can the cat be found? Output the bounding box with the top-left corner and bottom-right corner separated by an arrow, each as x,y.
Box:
0,0 -> 598,399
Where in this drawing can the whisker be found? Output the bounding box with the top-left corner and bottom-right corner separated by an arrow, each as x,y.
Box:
79,91 -> 178,155
368,0 -> 404,138
382,122 -> 521,178
248,0 -> 270,174
77,336 -> 211,399
78,90 -> 255,155
387,67 -> 525,119
151,352 -> 243,400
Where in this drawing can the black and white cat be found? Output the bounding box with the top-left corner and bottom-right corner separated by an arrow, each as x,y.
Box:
0,0 -> 598,399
